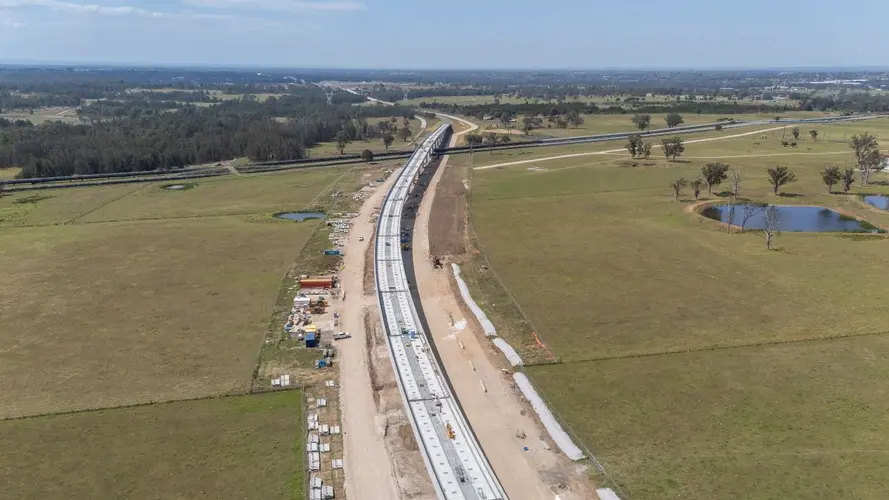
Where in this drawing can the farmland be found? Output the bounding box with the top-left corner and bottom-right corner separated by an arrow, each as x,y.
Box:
0,391 -> 304,500
0,160 -> 394,498
471,111 -> 831,138
463,117 -> 889,498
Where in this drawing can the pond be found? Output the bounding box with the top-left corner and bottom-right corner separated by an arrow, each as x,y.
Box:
701,204 -> 879,233
274,212 -> 325,222
863,195 -> 889,210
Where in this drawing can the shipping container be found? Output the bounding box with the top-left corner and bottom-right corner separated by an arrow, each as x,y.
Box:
305,332 -> 318,348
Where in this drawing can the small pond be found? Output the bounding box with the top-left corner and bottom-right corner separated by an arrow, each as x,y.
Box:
702,204 -> 879,233
274,212 -> 325,222
863,195 -> 889,210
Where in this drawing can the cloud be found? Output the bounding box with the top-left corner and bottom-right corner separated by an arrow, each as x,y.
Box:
0,0 -> 155,16
0,0 -> 273,23
182,0 -> 366,13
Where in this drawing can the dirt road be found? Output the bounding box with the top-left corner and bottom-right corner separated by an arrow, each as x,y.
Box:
475,125 -> 788,170
337,169 -> 404,500
412,114 -> 595,499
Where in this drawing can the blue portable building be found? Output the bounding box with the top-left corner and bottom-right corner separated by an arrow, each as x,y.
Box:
305,332 -> 318,348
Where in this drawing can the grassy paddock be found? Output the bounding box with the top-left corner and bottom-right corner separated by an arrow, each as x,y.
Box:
527,336 -> 889,499
466,118 -> 889,497
78,167 -> 349,223
0,391 -> 305,500
0,216 -> 316,418
473,111 -> 831,139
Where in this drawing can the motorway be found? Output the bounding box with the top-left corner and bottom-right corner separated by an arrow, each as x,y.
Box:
374,123 -> 507,500
437,114 -> 888,155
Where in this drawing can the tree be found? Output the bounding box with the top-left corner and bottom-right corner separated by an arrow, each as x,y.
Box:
382,133 -> 394,152
567,109 -> 584,128
403,117 -> 411,127
763,205 -> 780,250
499,111 -> 514,130
632,113 -> 652,131
670,177 -> 688,200
766,166 -> 797,195
465,133 -> 482,153
739,203 -> 765,233
335,131 -> 350,155
715,124 -> 723,131
701,163 -> 729,195
398,126 -> 412,142
730,168 -> 742,197
810,129 -> 818,141
522,115 -> 535,134
642,143 -> 652,159
500,134 -> 511,146
661,137 -> 685,161
484,132 -> 499,153
841,168 -> 856,194
665,112 -> 684,128
820,166 -> 841,194
690,178 -> 704,200
626,134 -> 642,158
792,127 -> 800,140
850,132 -> 881,185
360,149 -> 374,163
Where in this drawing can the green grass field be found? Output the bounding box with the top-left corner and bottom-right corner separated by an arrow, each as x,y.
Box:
0,391 -> 305,500
0,167 -> 21,180
0,107 -> 79,124
0,165 -> 374,418
465,117 -> 889,498
473,111 -> 829,139
0,215 -> 316,418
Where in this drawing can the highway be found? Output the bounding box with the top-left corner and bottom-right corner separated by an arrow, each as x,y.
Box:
374,123 -> 507,500
437,114 -> 888,155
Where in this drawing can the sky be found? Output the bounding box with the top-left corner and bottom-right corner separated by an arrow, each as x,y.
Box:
1,0 -> 888,69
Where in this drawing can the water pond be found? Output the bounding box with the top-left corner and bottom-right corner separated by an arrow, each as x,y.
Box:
701,204 -> 879,233
274,212 -> 325,222
863,195 -> 889,210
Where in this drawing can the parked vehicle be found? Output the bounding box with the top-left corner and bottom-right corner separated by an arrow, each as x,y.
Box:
333,332 -> 351,340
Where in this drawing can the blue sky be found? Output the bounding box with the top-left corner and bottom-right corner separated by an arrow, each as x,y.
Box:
0,0 -> 887,69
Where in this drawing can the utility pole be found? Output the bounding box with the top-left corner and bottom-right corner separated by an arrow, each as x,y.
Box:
325,90 -> 334,105
402,89 -> 409,101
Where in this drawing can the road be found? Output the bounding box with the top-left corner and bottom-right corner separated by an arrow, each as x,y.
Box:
474,125 -> 790,170
338,166 -> 405,500
412,112 -> 597,500
374,125 -> 507,500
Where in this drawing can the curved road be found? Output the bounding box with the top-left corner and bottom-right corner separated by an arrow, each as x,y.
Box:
374,124 -> 507,500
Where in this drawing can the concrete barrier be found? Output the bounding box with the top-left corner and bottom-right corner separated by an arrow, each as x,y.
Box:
451,263 -> 497,337
513,373 -> 584,461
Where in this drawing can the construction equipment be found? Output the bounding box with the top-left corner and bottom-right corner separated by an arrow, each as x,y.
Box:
310,298 -> 328,314
445,422 -> 455,440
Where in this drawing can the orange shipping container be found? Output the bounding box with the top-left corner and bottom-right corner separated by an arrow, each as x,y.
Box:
300,278 -> 333,289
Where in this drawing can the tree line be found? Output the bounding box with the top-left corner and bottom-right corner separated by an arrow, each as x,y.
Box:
0,97 -> 416,178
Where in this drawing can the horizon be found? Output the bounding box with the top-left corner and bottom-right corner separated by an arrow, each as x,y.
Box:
2,59 -> 889,73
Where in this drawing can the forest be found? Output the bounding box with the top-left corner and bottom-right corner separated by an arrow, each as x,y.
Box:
0,93 -> 414,178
